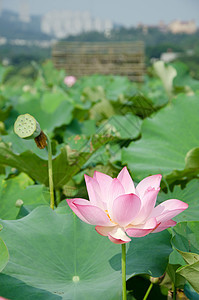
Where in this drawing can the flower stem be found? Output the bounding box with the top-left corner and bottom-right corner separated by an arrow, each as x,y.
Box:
46,134 -> 55,210
172,283 -> 176,300
122,243 -> 127,300
143,282 -> 153,300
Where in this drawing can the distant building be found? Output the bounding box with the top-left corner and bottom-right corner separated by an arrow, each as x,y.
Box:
137,23 -> 148,34
137,20 -> 197,35
19,0 -> 30,23
0,37 -> 6,45
158,21 -> 168,33
0,0 -> 2,16
137,21 -> 168,34
41,10 -> 113,39
160,52 -> 180,63
168,20 -> 196,34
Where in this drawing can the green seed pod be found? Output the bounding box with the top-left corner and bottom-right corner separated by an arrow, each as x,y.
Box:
14,114 -> 41,139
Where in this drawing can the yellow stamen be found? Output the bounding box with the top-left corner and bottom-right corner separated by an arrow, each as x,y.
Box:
105,210 -> 117,224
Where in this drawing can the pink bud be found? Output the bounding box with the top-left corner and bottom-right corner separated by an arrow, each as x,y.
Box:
64,76 -> 76,87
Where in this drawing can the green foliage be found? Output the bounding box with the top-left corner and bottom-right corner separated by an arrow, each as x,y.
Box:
0,173 -> 48,220
122,93 -> 199,183
0,206 -> 173,299
1,59 -> 199,297
0,135 -> 113,189
172,222 -> 199,293
0,221 -> 9,273
184,283 -> 199,299
158,179 -> 199,222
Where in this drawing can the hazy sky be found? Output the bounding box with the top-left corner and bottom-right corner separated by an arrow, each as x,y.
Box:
2,0 -> 199,26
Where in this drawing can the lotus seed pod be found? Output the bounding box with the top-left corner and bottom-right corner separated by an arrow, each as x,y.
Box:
14,114 -> 41,139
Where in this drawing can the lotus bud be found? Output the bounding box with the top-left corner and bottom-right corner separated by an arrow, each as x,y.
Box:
14,114 -> 47,149
64,76 -> 76,87
150,274 -> 165,284
15,199 -> 24,207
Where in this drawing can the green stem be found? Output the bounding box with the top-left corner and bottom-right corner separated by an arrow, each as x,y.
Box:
143,282 -> 153,300
56,189 -> 61,205
46,134 -> 55,210
172,283 -> 176,300
122,243 -> 127,300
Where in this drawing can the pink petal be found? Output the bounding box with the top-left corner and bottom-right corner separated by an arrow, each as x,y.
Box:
107,178 -> 125,218
67,198 -> 113,226
93,171 -> 113,203
132,187 -> 160,224
126,218 -> 157,237
108,235 -> 130,244
112,194 -> 141,226
150,199 -> 188,223
96,225 -> 131,243
136,174 -> 162,198
152,219 -> 177,233
117,167 -> 135,194
84,175 -> 104,209
67,198 -> 91,224
95,225 -> 117,236
108,227 -> 131,244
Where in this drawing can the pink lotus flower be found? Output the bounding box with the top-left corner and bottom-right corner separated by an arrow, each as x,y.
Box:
67,167 -> 188,244
64,76 -> 76,87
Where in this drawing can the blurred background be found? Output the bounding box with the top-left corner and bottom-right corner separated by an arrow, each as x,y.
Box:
0,0 -> 199,78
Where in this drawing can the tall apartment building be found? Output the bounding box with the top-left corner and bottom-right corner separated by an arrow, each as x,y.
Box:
41,10 -> 113,38
19,0 -> 30,23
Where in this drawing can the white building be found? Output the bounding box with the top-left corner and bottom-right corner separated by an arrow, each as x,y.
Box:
160,52 -> 180,63
168,20 -> 197,34
41,10 -> 113,38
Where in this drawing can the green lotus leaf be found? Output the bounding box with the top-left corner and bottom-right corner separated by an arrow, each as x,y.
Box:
0,134 -> 111,188
158,179 -> 199,222
110,230 -> 172,278
166,263 -> 186,288
172,222 -> 199,254
0,206 -> 173,299
122,94 -> 199,182
0,206 -> 122,300
177,261 -> 199,293
15,94 -> 74,133
172,221 -> 199,293
184,282 -> 199,300
99,113 -> 142,140
0,237 -> 9,272
0,173 -> 48,220
185,147 -> 199,169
